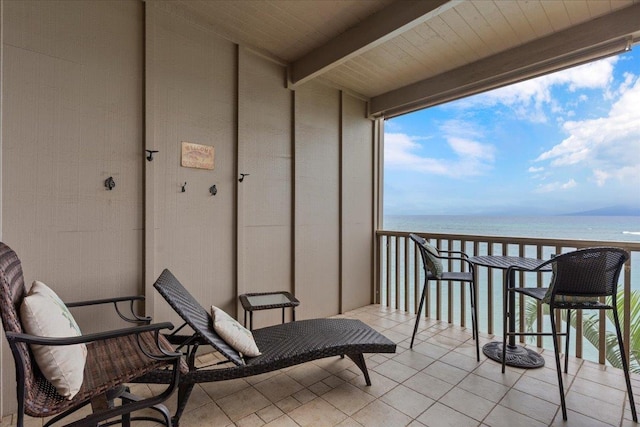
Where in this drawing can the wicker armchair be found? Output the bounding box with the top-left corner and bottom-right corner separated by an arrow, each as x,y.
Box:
0,242 -> 182,427
409,233 -> 479,361
503,247 -> 636,421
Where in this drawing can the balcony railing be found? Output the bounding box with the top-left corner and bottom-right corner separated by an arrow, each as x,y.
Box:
375,230 -> 640,365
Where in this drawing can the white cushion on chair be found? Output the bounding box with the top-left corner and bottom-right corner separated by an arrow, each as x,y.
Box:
422,241 -> 444,279
20,281 -> 87,399
211,306 -> 261,357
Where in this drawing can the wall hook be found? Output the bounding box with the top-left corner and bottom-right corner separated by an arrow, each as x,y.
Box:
105,176 -> 115,191
239,173 -> 250,182
209,185 -> 217,196
181,182 -> 187,192
145,149 -> 159,161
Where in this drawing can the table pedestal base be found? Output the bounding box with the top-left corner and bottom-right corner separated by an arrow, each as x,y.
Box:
482,342 -> 545,369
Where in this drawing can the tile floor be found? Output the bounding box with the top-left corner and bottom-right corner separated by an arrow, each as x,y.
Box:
3,304 -> 639,426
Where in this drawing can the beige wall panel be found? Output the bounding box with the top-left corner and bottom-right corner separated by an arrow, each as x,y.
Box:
1,0 -> 144,415
341,95 -> 374,311
238,49 -> 292,327
294,83 -> 340,319
147,7 -> 236,325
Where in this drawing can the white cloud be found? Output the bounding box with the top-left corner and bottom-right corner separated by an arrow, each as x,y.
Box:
439,119 -> 483,139
535,76 -> 640,185
384,120 -> 402,132
560,58 -> 617,91
385,122 -> 495,177
528,166 -> 544,173
534,179 -> 577,193
385,133 -> 450,175
448,137 -> 494,161
592,169 -> 609,186
456,57 -> 618,122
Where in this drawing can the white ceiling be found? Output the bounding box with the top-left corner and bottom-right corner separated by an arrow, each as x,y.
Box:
160,0 -> 640,117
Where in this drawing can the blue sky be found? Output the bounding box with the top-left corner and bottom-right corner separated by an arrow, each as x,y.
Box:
384,49 -> 640,216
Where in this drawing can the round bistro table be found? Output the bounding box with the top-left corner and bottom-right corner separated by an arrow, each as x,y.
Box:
470,255 -> 552,369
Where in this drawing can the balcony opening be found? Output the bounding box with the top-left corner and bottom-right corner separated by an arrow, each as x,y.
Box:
378,47 -> 640,369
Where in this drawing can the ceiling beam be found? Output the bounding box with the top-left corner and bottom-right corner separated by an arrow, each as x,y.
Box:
288,0 -> 460,87
369,2 -> 640,118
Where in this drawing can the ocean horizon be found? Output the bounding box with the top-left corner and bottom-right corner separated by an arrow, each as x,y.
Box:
384,214 -> 640,243
383,214 -> 640,296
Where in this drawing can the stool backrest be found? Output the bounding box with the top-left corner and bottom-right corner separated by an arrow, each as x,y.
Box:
549,247 -> 628,299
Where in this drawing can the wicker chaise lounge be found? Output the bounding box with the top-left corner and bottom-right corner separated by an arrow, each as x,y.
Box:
141,269 -> 397,426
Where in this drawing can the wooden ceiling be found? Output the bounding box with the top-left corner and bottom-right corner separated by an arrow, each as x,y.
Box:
158,0 -> 640,117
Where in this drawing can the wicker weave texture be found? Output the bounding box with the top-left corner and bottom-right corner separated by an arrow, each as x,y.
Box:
147,269 -> 396,385
154,269 -> 246,366
551,247 -> 627,298
22,332 -> 175,417
0,242 -> 181,419
0,243 -> 39,412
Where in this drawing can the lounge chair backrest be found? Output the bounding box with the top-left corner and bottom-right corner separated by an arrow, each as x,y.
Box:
153,269 -> 245,366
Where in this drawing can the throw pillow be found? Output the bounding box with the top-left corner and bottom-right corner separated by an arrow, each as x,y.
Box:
20,281 -> 87,399
422,241 -> 444,279
211,306 -> 261,357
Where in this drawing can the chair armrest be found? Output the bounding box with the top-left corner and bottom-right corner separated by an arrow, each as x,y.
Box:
438,250 -> 469,259
505,261 -> 553,290
436,255 -> 475,272
65,295 -> 145,307
6,322 -> 174,348
66,295 -> 151,324
437,255 -> 469,262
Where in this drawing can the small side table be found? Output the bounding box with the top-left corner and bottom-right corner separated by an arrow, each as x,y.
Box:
239,291 -> 300,330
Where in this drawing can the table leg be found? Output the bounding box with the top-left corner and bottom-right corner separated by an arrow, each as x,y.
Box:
249,312 -> 253,331
482,268 -> 545,368
508,268 -> 516,347
292,307 -> 295,322
282,308 -> 285,324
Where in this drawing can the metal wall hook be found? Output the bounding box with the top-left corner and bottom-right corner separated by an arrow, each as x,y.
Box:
181,182 -> 187,192
209,185 -> 217,196
239,173 -> 250,182
105,176 -> 115,191
145,150 -> 159,161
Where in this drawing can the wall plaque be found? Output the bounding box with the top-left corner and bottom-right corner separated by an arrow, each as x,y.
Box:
181,142 -> 214,170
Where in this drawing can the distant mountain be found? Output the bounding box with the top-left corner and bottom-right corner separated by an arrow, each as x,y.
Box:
564,205 -> 640,216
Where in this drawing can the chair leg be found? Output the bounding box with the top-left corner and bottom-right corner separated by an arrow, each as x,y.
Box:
113,391 -> 171,427
467,282 -> 476,341
43,402 -> 92,427
469,281 -> 480,361
550,309 -> 568,420
347,353 -> 372,386
564,309 -> 571,374
172,382 -> 196,427
612,307 -> 637,422
501,286 -> 509,374
410,278 -> 428,348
